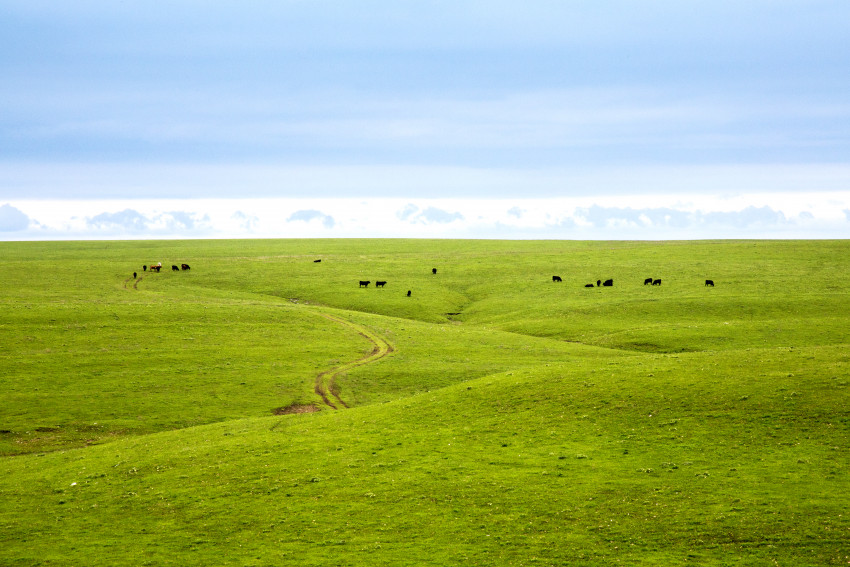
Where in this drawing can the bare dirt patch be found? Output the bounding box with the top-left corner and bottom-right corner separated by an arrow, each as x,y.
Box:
273,404 -> 319,415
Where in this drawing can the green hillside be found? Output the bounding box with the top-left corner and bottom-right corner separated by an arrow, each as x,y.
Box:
1,239 -> 847,565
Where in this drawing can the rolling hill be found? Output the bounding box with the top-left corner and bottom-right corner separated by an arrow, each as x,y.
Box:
1,239 -> 847,565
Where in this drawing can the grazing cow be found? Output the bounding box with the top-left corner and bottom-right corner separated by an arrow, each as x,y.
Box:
181,264 -> 190,270
133,272 -> 137,279
432,268 -> 437,274
644,277 -> 653,285
376,281 -> 387,288
705,279 -> 715,287
652,279 -> 661,286
552,276 -> 562,282
149,265 -> 161,272
143,265 -> 147,271
172,265 -> 179,271
597,280 -> 601,287
359,280 -> 370,288
407,290 -> 412,297
585,283 -> 594,288
603,279 -> 613,287
313,259 -> 321,263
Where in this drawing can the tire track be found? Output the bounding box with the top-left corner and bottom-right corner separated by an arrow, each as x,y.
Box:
313,312 -> 394,410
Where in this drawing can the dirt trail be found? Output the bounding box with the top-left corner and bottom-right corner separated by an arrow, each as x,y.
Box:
313,313 -> 394,410
123,275 -> 142,290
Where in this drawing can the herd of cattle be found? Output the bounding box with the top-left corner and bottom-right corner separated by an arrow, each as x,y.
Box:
354,264 -> 715,296
357,267 -> 441,296
136,263 -> 190,276
552,276 -> 715,287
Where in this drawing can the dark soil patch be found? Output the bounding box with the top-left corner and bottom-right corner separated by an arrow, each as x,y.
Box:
273,404 -> 319,415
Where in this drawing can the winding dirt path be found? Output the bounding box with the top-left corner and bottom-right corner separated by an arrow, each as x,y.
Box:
313,312 -> 394,409
123,275 -> 142,290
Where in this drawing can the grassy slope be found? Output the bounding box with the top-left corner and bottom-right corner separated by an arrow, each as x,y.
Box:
0,239 -> 848,565
0,242 -> 368,454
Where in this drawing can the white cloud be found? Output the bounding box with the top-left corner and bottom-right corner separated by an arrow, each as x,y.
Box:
576,205 -> 691,229
85,209 -> 211,235
395,204 -> 469,225
407,207 -> 464,225
287,209 -> 335,229
87,209 -> 149,231
0,203 -> 31,231
231,211 -> 259,231
396,204 -> 419,221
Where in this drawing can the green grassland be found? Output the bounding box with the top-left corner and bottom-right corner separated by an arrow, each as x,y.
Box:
0,239 -> 847,565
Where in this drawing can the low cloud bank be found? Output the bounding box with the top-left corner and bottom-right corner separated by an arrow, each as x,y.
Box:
2,195 -> 848,241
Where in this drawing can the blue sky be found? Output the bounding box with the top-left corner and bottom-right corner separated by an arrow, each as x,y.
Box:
1,1 -> 849,239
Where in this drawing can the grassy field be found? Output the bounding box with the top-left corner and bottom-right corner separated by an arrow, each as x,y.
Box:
0,239 -> 847,565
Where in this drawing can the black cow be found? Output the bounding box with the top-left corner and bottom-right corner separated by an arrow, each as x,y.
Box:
552,276 -> 562,282
432,268 -> 437,274
407,290 -> 412,297
585,283 -> 594,288
359,281 -> 370,288
133,272 -> 137,279
603,279 -> 613,287
172,265 -> 179,271
181,264 -> 190,270
705,279 -> 715,287
644,277 -> 653,285
376,281 -> 387,288
597,280 -> 601,287
313,259 -> 321,263
143,265 -> 147,272
652,279 -> 661,286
